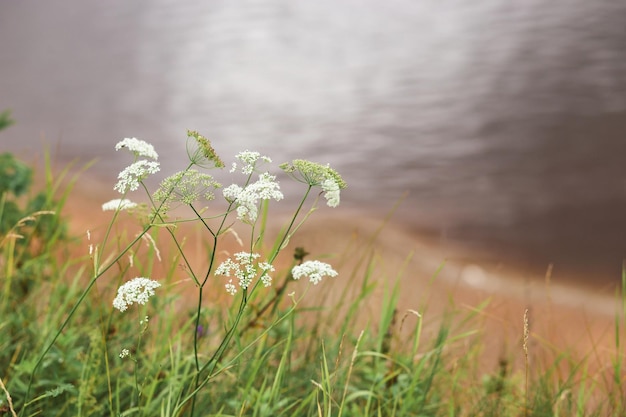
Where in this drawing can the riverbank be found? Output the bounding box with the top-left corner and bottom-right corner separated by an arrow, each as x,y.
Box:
61,174 -> 623,375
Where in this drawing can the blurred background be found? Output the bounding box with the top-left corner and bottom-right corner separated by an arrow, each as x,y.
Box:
1,0 -> 626,284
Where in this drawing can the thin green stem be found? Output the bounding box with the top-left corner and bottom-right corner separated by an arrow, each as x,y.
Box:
268,185 -> 313,264
188,186 -> 315,416
183,295 -> 247,415
23,160 -> 198,413
188,202 -> 233,417
22,224 -> 154,414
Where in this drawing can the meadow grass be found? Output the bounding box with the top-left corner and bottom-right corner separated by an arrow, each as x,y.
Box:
1,134 -> 625,416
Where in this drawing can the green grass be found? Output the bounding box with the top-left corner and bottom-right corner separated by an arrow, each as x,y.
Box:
1,137 -> 625,417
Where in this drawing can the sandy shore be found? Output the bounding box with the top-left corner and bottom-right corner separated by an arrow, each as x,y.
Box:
61,176 -> 624,377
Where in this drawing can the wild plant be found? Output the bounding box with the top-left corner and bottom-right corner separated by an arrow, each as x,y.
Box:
3,128 -> 624,416
19,131 -> 346,416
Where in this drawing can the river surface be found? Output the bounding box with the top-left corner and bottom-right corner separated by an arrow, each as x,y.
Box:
2,0 -> 626,284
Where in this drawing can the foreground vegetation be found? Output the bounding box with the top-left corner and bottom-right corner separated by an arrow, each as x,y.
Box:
1,128 -> 625,416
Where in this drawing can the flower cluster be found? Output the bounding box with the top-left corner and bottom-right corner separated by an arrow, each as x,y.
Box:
153,169 -> 221,208
113,277 -> 161,312
291,260 -> 338,285
107,136 -> 344,300
215,252 -> 275,295
230,150 -> 272,175
223,172 -> 283,222
114,160 -> 160,193
115,137 -> 159,160
280,159 -> 346,207
321,178 -> 340,208
102,198 -> 138,212
186,130 -> 225,168
114,137 -> 161,194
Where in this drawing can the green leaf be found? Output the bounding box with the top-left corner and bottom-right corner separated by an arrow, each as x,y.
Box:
0,109 -> 14,131
0,152 -> 33,197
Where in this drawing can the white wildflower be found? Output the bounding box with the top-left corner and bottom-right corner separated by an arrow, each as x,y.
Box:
215,252 -> 273,294
230,150 -> 272,174
321,178 -> 340,208
225,279 -> 237,296
114,160 -> 160,193
291,260 -> 338,285
260,273 -> 272,287
113,277 -> 161,312
102,198 -> 138,212
119,348 -> 130,359
222,184 -> 243,203
115,137 -> 159,160
235,252 -> 261,262
280,159 -> 346,208
259,262 -> 275,287
250,173 -> 283,199
223,173 -> 283,222
215,258 -> 236,277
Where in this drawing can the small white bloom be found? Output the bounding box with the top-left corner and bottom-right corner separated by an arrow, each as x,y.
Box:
260,273 -> 272,287
222,184 -> 243,204
230,150 -> 272,174
113,277 -> 161,312
215,258 -> 236,277
259,262 -> 274,271
114,160 -> 160,193
291,260 -> 338,285
115,138 -> 159,160
259,262 -> 275,287
249,173 -> 283,200
102,198 -> 138,212
222,173 -> 283,222
321,178 -> 340,208
225,279 -> 237,295
216,252 -> 273,294
119,348 -> 130,359
234,252 -> 261,262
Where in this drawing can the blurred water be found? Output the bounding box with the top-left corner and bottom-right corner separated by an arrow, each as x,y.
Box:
1,0 -> 626,282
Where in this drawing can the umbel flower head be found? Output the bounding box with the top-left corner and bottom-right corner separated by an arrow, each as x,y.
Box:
215,252 -> 275,295
230,150 -> 272,175
113,277 -> 161,312
186,130 -> 225,168
291,260 -> 338,285
321,178 -> 340,208
114,160 -> 160,193
113,138 -> 161,193
153,169 -> 221,209
116,137 -> 159,160
223,172 -> 283,222
280,159 -> 346,207
102,198 -> 138,212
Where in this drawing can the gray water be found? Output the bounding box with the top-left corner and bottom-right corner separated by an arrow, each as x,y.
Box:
2,0 -> 626,283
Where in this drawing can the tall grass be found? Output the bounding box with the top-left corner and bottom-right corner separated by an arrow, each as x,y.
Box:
1,134 -> 625,416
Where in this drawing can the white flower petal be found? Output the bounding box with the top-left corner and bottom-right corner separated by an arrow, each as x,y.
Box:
115,137 -> 159,160
113,277 -> 161,312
